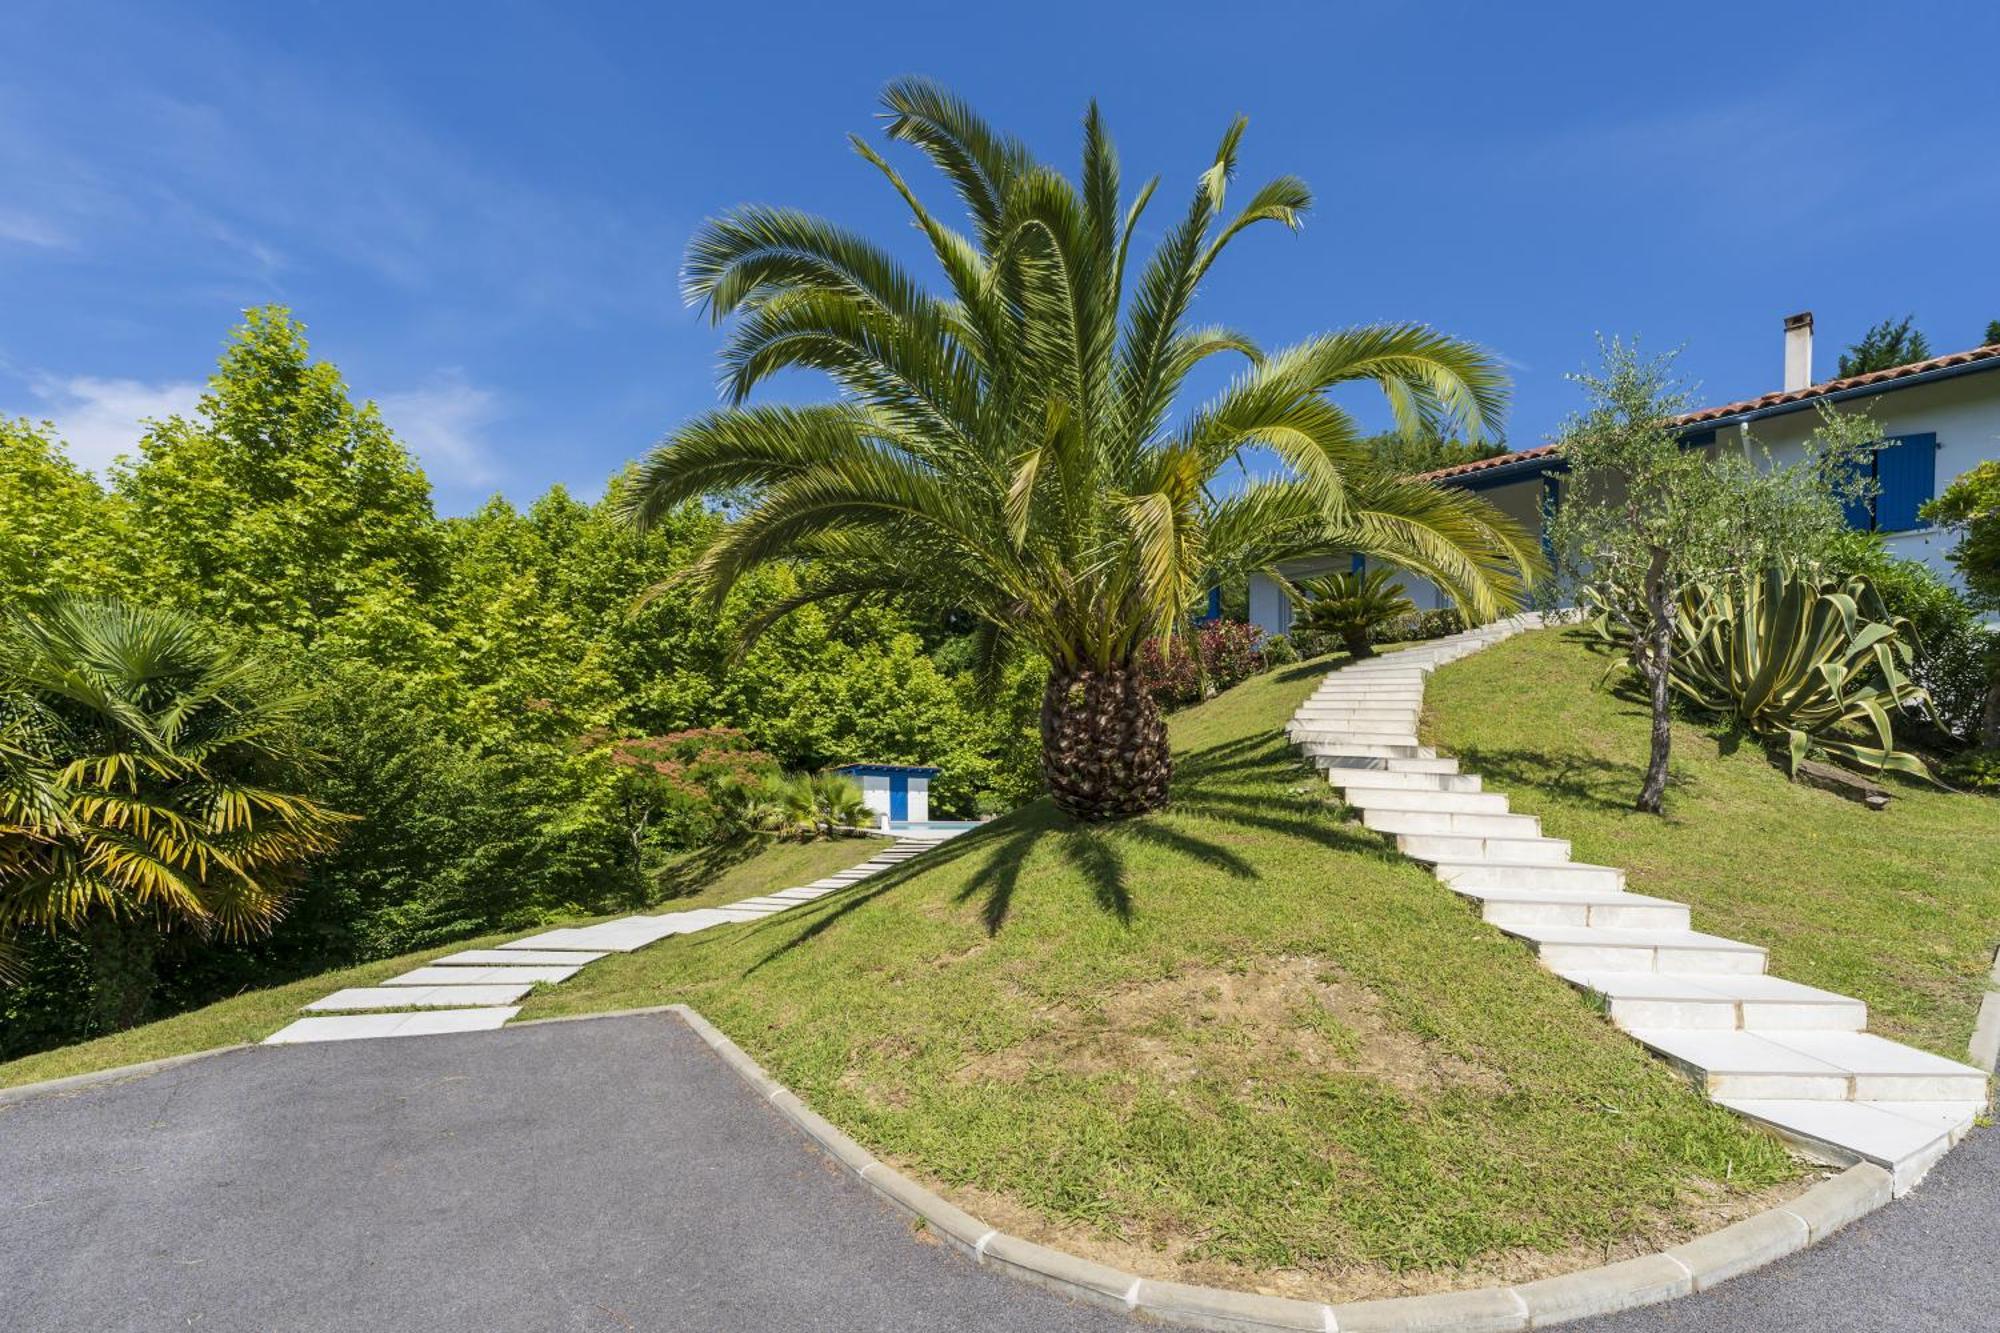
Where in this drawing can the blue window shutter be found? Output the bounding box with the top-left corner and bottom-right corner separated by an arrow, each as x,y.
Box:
1873,433 -> 1937,533
1840,450 -> 1876,531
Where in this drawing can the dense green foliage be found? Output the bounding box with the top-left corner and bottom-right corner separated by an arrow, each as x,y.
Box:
0,306 -> 1042,1058
1837,315 -> 1930,377
1364,428 -> 1511,476
1295,568 -> 1417,657
1664,568 -> 1931,776
0,600 -> 344,1027
622,79 -> 1541,819
1822,529 -> 1994,743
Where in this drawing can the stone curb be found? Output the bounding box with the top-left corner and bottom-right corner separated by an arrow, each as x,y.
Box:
1969,947 -> 2000,1074
0,1043 -> 253,1107
667,1003 -> 1895,1331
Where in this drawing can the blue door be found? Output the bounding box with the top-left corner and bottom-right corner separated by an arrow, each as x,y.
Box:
889,774 -> 909,821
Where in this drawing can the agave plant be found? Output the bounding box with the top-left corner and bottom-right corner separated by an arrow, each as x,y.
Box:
620,80 -> 1541,821
1668,568 -> 1933,777
0,598 -> 347,1022
1295,568 -> 1417,658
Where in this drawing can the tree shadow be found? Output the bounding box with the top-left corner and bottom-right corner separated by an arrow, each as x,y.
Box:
646,835 -> 764,904
1451,745 -> 1657,813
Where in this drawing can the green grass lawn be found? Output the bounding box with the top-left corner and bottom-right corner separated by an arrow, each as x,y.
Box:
0,835 -> 879,1090
520,652 -> 1797,1299
1424,626 -> 2000,1058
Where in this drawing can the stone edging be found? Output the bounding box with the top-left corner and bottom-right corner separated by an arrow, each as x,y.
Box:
670,1003 -> 1895,1332
1970,948 -> 2000,1074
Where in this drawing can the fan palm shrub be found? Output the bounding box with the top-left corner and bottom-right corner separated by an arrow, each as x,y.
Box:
734,772 -> 873,841
0,599 -> 345,1025
1643,568 -> 1933,777
1295,568 -> 1418,658
621,80 -> 1541,820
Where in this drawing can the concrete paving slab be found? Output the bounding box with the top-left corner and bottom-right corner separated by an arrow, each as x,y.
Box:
262,1007 -> 520,1044
431,949 -> 606,966
384,965 -> 580,986
306,985 -> 531,1011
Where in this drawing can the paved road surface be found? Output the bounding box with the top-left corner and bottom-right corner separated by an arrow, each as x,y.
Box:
3,1010 -> 1992,1331
2,1013 -> 1127,1332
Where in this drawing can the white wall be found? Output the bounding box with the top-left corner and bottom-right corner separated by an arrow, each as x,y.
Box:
849,771 -> 931,825
1719,371 -> 2000,581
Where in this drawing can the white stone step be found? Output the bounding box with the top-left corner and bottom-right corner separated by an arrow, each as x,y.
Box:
1501,924 -> 1766,974
1320,754 -> 1462,774
385,964 -> 584,986
1301,741 -> 1434,760
1397,831 -> 1571,863
1452,886 -> 1689,931
264,1007 -> 519,1045
431,949 -> 606,966
1632,1029 -> 1990,1102
1717,1098 -> 1984,1194
1327,767 -> 1478,793
307,984 -> 532,1012
1304,730 -> 1427,749
1432,860 -> 1624,893
1363,808 -> 1541,839
1338,787 -> 1510,815
1562,971 -> 1865,1030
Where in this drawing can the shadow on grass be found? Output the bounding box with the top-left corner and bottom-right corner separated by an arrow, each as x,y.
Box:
647,835 -> 766,903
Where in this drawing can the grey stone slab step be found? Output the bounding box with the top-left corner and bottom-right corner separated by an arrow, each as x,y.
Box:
1452,886 -> 1689,931
263,1007 -> 519,1045
1338,787 -> 1510,814
1717,1098 -> 1984,1194
307,984 -> 533,1012
1397,831 -> 1572,863
431,949 -> 607,966
1318,754 -> 1463,775
1632,1029 -> 1990,1102
385,964 -> 583,986
1432,860 -> 1624,892
1363,807 -> 1541,839
1561,970 -> 1865,1030
1500,924 -> 1765,974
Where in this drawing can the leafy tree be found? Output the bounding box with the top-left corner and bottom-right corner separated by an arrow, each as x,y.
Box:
0,599 -> 344,1026
1296,568 -> 1417,657
1984,319 -> 2000,346
621,80 -> 1540,821
1922,461 -> 2000,744
1547,343 -> 1872,813
1837,316 -> 1931,377
1365,428 -> 1510,476
115,307 -> 442,641
0,419 -> 130,606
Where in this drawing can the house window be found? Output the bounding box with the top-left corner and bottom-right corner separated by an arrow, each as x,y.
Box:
1845,433 -> 1938,533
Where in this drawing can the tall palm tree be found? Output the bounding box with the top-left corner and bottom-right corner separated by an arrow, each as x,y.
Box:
621,80 -> 1540,820
0,599 -> 345,1024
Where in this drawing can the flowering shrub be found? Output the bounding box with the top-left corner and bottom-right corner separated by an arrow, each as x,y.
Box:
1137,621 -> 1266,710
580,727 -> 780,856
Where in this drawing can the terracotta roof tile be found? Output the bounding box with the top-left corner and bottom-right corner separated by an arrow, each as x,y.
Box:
1414,342 -> 2000,484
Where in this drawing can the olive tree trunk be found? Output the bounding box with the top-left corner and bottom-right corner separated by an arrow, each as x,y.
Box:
1635,547 -> 1674,815
1040,665 -> 1171,820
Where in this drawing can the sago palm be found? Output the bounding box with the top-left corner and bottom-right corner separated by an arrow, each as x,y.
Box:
621,80 -> 1540,820
1296,568 -> 1418,658
0,599 -> 346,1020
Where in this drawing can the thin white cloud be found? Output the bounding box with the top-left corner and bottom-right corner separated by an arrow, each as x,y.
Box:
0,207 -> 72,249
25,374 -> 202,473
376,372 -> 503,490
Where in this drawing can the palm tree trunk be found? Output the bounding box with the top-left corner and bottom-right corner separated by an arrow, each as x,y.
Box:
1040,665 -> 1172,820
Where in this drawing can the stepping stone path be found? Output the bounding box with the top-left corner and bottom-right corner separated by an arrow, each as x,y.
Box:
264,835 -> 953,1046
1293,614 -> 1991,1196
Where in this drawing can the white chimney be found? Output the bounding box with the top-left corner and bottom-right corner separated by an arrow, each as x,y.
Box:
1783,311 -> 1814,391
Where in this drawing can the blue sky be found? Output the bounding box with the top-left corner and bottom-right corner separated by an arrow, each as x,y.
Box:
3,1 -> 1996,514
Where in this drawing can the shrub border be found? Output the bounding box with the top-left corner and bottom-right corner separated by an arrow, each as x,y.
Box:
670,1003 -> 1893,1332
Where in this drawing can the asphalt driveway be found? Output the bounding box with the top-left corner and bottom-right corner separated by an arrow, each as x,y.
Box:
3,1010 -> 1992,1332
1,1012 -> 1126,1333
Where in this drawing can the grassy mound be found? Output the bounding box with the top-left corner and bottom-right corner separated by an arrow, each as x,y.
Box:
523,653 -> 1796,1299
1425,626 -> 2000,1057
0,836 -> 880,1090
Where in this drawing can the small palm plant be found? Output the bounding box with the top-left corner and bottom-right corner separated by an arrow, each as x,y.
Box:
0,599 -> 346,1024
621,80 -> 1540,820
736,772 -> 873,841
1295,568 -> 1417,658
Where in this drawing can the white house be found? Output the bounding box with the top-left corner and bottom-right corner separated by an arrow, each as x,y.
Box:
832,763 -> 936,827
1248,316 -> 2000,637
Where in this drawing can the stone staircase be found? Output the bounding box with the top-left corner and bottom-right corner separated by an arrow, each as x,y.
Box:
1290,616 -> 1990,1195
